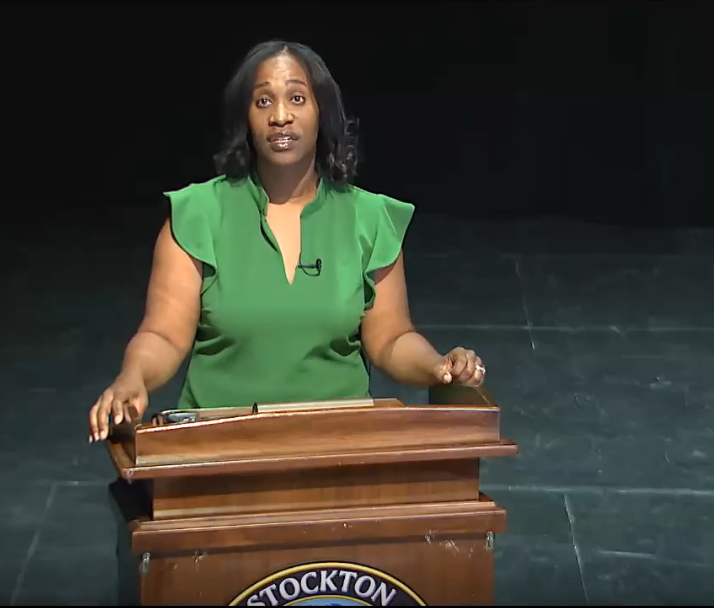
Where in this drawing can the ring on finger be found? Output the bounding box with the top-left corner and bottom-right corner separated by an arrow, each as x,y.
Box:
476,364 -> 486,374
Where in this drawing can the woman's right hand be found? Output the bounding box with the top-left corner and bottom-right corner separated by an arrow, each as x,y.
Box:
88,372 -> 149,443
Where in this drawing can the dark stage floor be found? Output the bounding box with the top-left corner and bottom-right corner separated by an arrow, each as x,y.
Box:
2,208 -> 713,605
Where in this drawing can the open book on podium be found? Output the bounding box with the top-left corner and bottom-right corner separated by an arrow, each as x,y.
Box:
106,385 -> 518,606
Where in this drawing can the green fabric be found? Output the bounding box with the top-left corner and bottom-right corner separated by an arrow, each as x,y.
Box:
163,173 -> 415,409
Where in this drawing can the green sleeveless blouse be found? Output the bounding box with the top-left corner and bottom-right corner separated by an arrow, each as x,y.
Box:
164,174 -> 414,409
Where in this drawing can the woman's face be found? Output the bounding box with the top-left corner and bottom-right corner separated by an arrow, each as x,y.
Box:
249,53 -> 319,168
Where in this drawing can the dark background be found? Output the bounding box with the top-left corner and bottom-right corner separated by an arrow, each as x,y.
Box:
4,0 -> 714,229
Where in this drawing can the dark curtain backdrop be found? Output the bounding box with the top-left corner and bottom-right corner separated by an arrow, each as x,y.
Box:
4,0 -> 713,228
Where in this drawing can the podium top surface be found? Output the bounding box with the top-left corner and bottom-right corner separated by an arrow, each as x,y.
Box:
106,389 -> 517,480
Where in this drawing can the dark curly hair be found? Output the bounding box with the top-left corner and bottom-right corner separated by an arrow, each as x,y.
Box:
214,40 -> 358,187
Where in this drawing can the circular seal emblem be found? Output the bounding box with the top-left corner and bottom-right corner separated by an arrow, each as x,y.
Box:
229,561 -> 427,606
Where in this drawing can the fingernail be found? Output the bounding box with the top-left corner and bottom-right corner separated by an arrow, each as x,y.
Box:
114,415 -> 122,424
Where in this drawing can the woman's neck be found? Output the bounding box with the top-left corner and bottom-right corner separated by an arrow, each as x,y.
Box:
256,157 -> 319,206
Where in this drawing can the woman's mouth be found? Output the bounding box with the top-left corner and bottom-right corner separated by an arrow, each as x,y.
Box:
267,132 -> 299,152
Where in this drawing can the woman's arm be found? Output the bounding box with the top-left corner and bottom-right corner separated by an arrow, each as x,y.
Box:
360,251 -> 443,386
360,251 -> 485,387
123,219 -> 202,391
89,220 -> 202,441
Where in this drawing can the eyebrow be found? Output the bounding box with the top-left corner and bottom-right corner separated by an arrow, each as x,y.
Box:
254,78 -> 309,90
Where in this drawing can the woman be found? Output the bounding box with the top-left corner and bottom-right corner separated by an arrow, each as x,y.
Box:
88,40 -> 486,442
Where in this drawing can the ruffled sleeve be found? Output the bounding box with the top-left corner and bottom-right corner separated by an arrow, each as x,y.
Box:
358,193 -> 415,309
164,181 -> 220,293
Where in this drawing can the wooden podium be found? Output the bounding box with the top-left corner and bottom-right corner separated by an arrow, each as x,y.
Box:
106,385 -> 517,606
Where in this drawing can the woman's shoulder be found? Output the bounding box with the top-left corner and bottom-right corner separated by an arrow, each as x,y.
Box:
336,185 -> 416,306
338,184 -> 415,234
163,174 -> 254,225
163,174 -> 236,204
342,184 -> 414,211
162,175 -> 244,274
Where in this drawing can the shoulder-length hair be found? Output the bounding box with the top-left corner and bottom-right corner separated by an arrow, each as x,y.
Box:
213,40 -> 358,187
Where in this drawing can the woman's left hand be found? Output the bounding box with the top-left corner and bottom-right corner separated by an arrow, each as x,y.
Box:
432,347 -> 486,387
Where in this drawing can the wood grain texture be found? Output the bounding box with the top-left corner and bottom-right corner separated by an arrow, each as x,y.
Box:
151,459 -> 482,520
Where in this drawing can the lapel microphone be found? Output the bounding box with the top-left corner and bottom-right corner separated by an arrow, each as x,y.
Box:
297,257 -> 322,276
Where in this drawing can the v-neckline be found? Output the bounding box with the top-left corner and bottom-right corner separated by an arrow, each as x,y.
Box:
263,206 -> 304,287
245,172 -> 327,287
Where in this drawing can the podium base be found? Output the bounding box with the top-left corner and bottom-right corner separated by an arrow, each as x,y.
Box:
110,479 -> 505,607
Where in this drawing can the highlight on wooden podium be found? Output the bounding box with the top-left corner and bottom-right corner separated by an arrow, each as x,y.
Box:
106,385 -> 518,606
